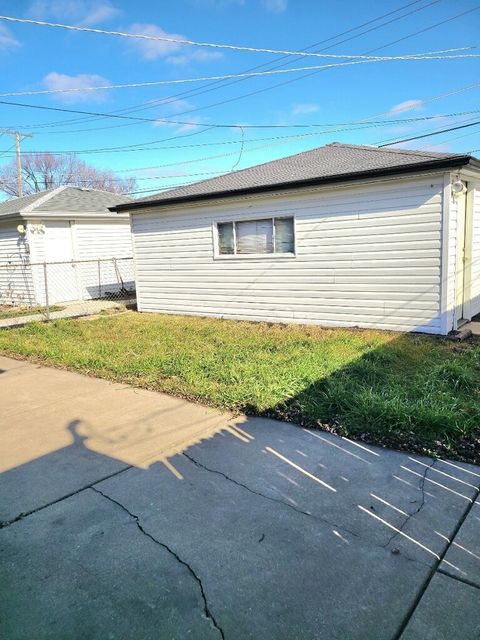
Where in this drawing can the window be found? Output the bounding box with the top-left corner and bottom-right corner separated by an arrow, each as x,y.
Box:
216,217 -> 294,256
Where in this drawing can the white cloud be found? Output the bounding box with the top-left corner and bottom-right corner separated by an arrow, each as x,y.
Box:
0,25 -> 20,53
167,99 -> 195,112
189,0 -> 244,6
176,116 -> 205,132
128,23 -> 223,65
127,23 -> 184,61
153,114 -> 205,133
153,119 -> 174,128
388,99 -> 423,115
153,99 -> 200,131
262,0 -> 288,12
43,72 -> 110,103
292,103 -> 319,115
27,1 -> 121,26
167,49 -> 223,65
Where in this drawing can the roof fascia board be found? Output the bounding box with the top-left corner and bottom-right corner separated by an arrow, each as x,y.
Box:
0,213 -> 22,223
22,211 -> 130,220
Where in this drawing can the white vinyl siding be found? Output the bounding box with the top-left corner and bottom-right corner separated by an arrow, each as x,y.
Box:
73,221 -> 133,260
131,175 -> 446,334
72,221 -> 134,299
471,182 -> 480,317
0,221 -> 35,305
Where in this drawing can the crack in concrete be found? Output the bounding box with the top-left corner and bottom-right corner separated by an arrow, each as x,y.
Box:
182,452 -> 361,539
392,469 -> 480,640
90,486 -> 225,640
0,465 -> 133,529
437,568 -> 480,592
383,459 -> 436,551
182,453 -> 442,570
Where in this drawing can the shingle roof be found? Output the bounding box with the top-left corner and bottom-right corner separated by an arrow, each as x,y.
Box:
0,186 -> 132,217
116,143 -> 475,211
0,189 -> 54,216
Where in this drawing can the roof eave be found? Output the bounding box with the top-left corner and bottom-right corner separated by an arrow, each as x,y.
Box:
110,155 -> 474,213
0,210 -> 130,221
0,212 -> 22,221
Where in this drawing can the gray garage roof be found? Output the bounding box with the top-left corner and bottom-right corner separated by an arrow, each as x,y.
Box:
114,142 -> 477,212
0,186 -> 132,218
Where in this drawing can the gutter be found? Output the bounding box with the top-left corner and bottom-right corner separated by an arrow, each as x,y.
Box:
110,156 -> 476,213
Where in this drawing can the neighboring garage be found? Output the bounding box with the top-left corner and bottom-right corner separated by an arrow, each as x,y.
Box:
0,186 -> 134,306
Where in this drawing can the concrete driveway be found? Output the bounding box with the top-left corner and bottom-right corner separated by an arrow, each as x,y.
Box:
1,355 -> 479,640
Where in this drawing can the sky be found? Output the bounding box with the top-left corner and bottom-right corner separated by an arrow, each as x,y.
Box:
0,0 -> 478,197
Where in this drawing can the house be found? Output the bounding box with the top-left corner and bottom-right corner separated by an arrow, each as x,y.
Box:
112,143 -> 480,335
0,186 -> 134,306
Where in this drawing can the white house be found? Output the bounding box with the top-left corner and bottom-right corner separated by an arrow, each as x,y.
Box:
113,143 -> 480,335
0,186 -> 134,306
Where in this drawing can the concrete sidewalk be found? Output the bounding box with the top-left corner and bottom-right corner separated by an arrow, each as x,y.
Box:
1,355 -> 479,639
0,298 -> 134,329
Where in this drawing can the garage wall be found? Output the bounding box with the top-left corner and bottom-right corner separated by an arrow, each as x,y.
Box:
0,220 -> 35,305
131,175 -> 446,334
72,220 -> 134,299
28,218 -> 134,303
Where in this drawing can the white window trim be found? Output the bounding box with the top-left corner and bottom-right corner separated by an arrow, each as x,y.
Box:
213,215 -> 296,260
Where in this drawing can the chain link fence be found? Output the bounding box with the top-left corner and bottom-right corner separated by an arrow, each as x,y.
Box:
0,257 -> 135,325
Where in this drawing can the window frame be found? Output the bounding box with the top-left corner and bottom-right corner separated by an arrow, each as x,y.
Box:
213,215 -> 296,260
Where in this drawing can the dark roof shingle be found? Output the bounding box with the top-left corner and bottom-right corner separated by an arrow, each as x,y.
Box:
0,186 -> 132,217
119,143 -> 474,210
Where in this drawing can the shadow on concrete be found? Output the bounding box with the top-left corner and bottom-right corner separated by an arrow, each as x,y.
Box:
1,407 -> 480,639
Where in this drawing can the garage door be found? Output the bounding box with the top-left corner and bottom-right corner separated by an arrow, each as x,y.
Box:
44,222 -> 79,303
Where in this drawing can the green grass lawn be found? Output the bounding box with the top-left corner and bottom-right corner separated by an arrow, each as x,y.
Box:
0,312 -> 479,462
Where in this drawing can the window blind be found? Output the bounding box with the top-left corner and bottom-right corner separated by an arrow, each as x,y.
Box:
236,219 -> 273,254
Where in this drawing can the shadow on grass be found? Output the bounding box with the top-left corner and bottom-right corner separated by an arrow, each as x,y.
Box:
258,332 -> 480,465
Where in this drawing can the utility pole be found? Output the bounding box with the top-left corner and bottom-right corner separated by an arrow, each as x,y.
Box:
0,129 -> 33,197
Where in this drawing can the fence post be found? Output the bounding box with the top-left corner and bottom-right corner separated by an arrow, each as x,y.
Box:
98,259 -> 102,298
43,262 -> 50,321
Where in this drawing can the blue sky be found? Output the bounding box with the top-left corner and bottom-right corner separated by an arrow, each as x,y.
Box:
0,0 -> 478,196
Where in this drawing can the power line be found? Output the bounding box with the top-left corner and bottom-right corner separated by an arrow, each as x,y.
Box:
0,3 -> 476,179
22,79 -> 480,139
2,13 -> 476,60
1,110 -> 479,159
0,48 -> 474,100
2,94 -> 480,142
153,3 -> 480,133
1,0 -> 473,164
374,112 -> 480,145
153,2 -> 479,131
378,120 -> 480,146
0,0 -> 455,139
4,0 -> 438,134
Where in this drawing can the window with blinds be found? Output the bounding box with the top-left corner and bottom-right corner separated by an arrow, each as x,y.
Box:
216,217 -> 294,256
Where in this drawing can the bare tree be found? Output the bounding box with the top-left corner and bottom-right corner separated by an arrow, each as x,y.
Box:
0,153 -> 136,197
